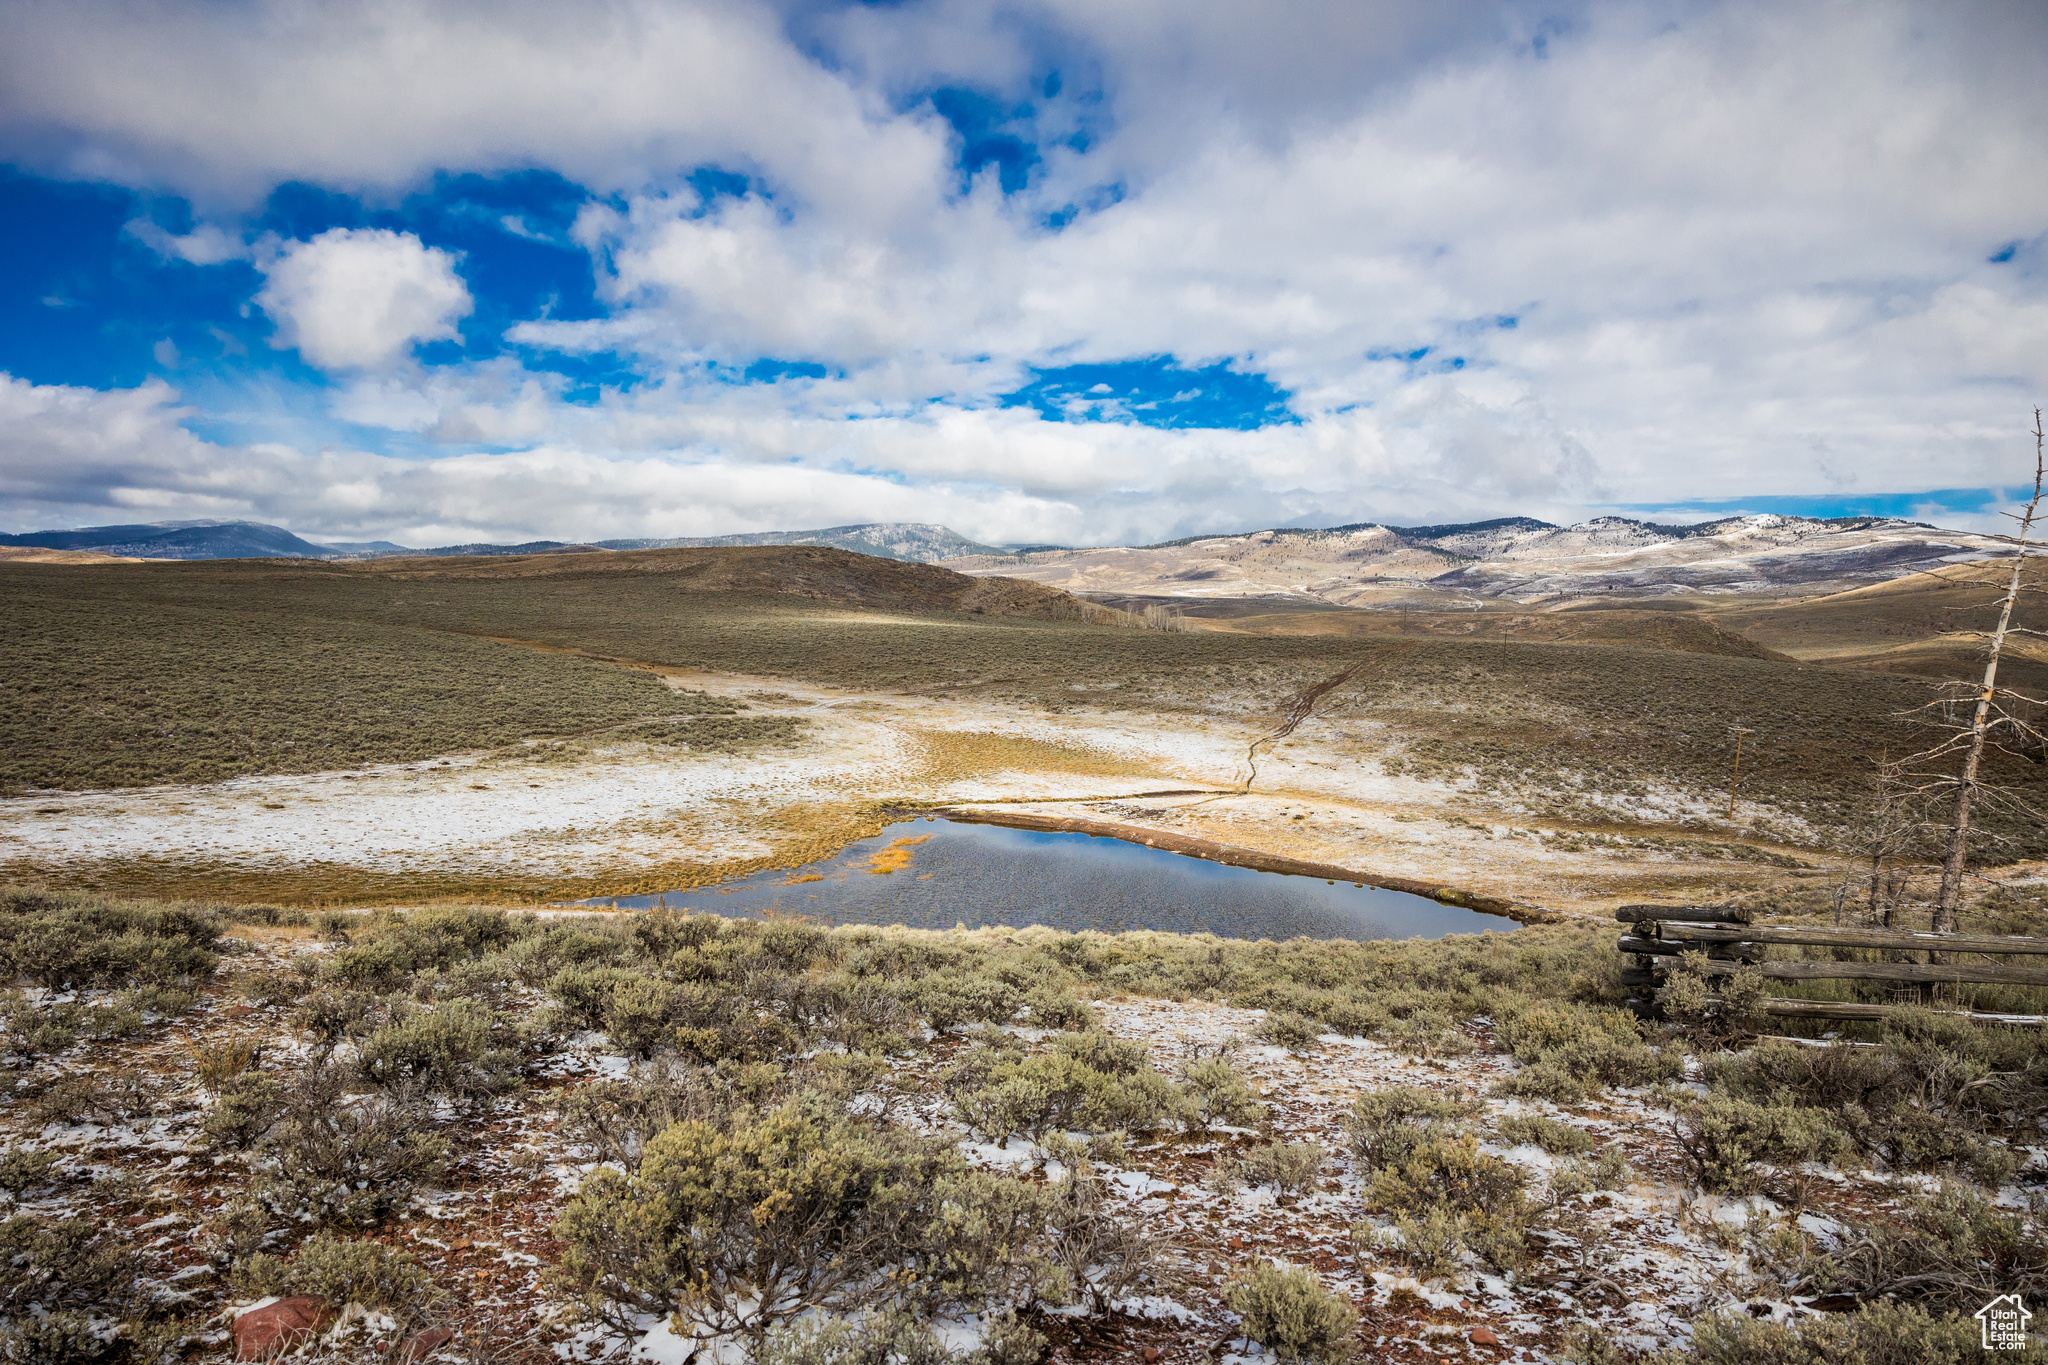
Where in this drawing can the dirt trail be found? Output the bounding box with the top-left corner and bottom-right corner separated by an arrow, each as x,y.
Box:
1237,661 -> 1377,791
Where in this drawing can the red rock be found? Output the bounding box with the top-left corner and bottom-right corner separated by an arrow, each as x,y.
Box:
233,1296 -> 337,1360
1470,1326 -> 1500,1347
398,1327 -> 455,1362
1142,1349 -> 1162,1363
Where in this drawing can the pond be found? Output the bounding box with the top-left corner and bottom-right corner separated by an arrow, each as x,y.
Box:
583,818 -> 1515,942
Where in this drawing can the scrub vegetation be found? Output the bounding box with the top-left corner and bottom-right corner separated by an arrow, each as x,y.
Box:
2,884 -> 2044,1361
0,574 -> 737,792
8,553 -> 2043,858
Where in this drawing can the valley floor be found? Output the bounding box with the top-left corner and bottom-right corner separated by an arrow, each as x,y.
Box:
0,666 -> 1840,919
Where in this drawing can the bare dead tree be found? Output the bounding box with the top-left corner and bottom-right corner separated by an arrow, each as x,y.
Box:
1912,409 -> 2048,932
1841,754 -> 1926,928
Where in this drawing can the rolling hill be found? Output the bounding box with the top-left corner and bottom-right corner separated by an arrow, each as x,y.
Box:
943,514 -> 2009,609
0,519 -> 332,559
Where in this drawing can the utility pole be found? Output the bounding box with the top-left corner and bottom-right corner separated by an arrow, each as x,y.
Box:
1726,725 -> 1755,821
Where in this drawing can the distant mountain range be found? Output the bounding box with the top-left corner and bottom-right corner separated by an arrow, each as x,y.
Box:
1,513 -> 2011,608
944,513 -> 2008,608
0,520 -> 334,560
589,523 -> 1009,562
0,520 -> 1006,565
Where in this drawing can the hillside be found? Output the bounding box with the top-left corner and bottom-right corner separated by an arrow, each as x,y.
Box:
1097,596 -> 1793,660
342,544 -> 1075,617
0,545 -> 138,565
945,514 -> 2007,609
596,521 -> 1007,563
0,547 -> 1074,793
1706,557 -> 2048,693
0,518 -> 331,559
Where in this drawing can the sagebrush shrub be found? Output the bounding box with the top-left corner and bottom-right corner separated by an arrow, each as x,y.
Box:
1385,1205 -> 1466,1282
289,989 -> 373,1057
1342,1086 -> 1472,1171
0,1149 -> 58,1196
1371,1135 -> 1527,1222
917,973 -> 1022,1032
758,1309 -> 962,1365
256,1067 -> 448,1226
816,975 -> 918,1051
1237,1142 -> 1324,1197
554,1097 -> 1032,1340
1256,1010 -> 1324,1051
0,1213 -> 141,1347
1494,1113 -> 1594,1154
1659,951 -> 1768,1042
202,1072 -> 286,1150
232,1232 -> 444,1321
1023,984 -> 1094,1030
1708,1026 -> 2028,1183
1493,1001 -> 1678,1103
952,1033 -> 1191,1139
0,889 -> 219,990
1041,1165 -> 1155,1314
759,1307 -> 1045,1365
603,974 -> 687,1059
557,1058 -> 729,1168
1664,1092 -> 1844,1203
1180,1058 -> 1266,1129
356,999 -> 522,1101
1800,1181 -> 2048,1315
1224,1261 -> 1356,1363
503,924 -> 624,987
25,1069 -> 158,1127
1673,1299 -> 2024,1365
0,990 -> 80,1064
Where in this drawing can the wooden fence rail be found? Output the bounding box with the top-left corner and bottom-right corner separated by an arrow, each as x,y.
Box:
1615,905 -> 2048,1026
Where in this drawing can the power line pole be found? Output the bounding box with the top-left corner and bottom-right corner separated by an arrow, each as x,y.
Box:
1726,725 -> 1756,821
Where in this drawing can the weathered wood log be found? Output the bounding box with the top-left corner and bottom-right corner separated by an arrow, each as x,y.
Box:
1678,957 -> 2048,987
1615,905 -> 1753,924
1656,924 -> 2048,956
1619,967 -> 1662,987
1728,996 -> 2048,1026
1618,935 -> 1763,962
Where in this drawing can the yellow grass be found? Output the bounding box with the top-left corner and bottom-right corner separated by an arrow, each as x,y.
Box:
860,834 -> 932,874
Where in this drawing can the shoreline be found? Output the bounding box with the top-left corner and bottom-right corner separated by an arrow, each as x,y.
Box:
931,805 -> 1557,924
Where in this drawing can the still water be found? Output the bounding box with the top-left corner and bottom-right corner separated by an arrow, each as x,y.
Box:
583,818 -> 1515,942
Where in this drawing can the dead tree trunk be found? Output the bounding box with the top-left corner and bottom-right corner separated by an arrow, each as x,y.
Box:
1934,408 -> 2046,932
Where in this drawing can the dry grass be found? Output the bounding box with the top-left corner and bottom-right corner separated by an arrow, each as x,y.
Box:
7,552 -> 2044,859
0,567 -> 737,793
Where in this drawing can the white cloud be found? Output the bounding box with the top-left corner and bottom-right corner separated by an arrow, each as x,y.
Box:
255,229 -> 473,371
0,0 -> 947,216
1,0 -> 2047,540
125,219 -> 247,264
0,371 -> 1611,546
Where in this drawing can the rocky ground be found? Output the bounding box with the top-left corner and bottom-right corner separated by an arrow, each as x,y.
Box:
12,920 -> 1998,1365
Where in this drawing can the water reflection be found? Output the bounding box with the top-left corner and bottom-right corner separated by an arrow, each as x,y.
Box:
583,819 -> 1514,942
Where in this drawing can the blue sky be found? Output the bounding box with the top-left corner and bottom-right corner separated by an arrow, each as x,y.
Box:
0,0 -> 2043,547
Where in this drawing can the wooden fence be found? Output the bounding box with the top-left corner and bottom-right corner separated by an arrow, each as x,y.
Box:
1615,904 -> 2048,1026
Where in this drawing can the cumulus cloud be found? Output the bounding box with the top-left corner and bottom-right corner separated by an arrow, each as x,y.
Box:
0,0 -> 944,215
0,372 -> 1607,545
1,0 -> 2046,541
255,229 -> 473,371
